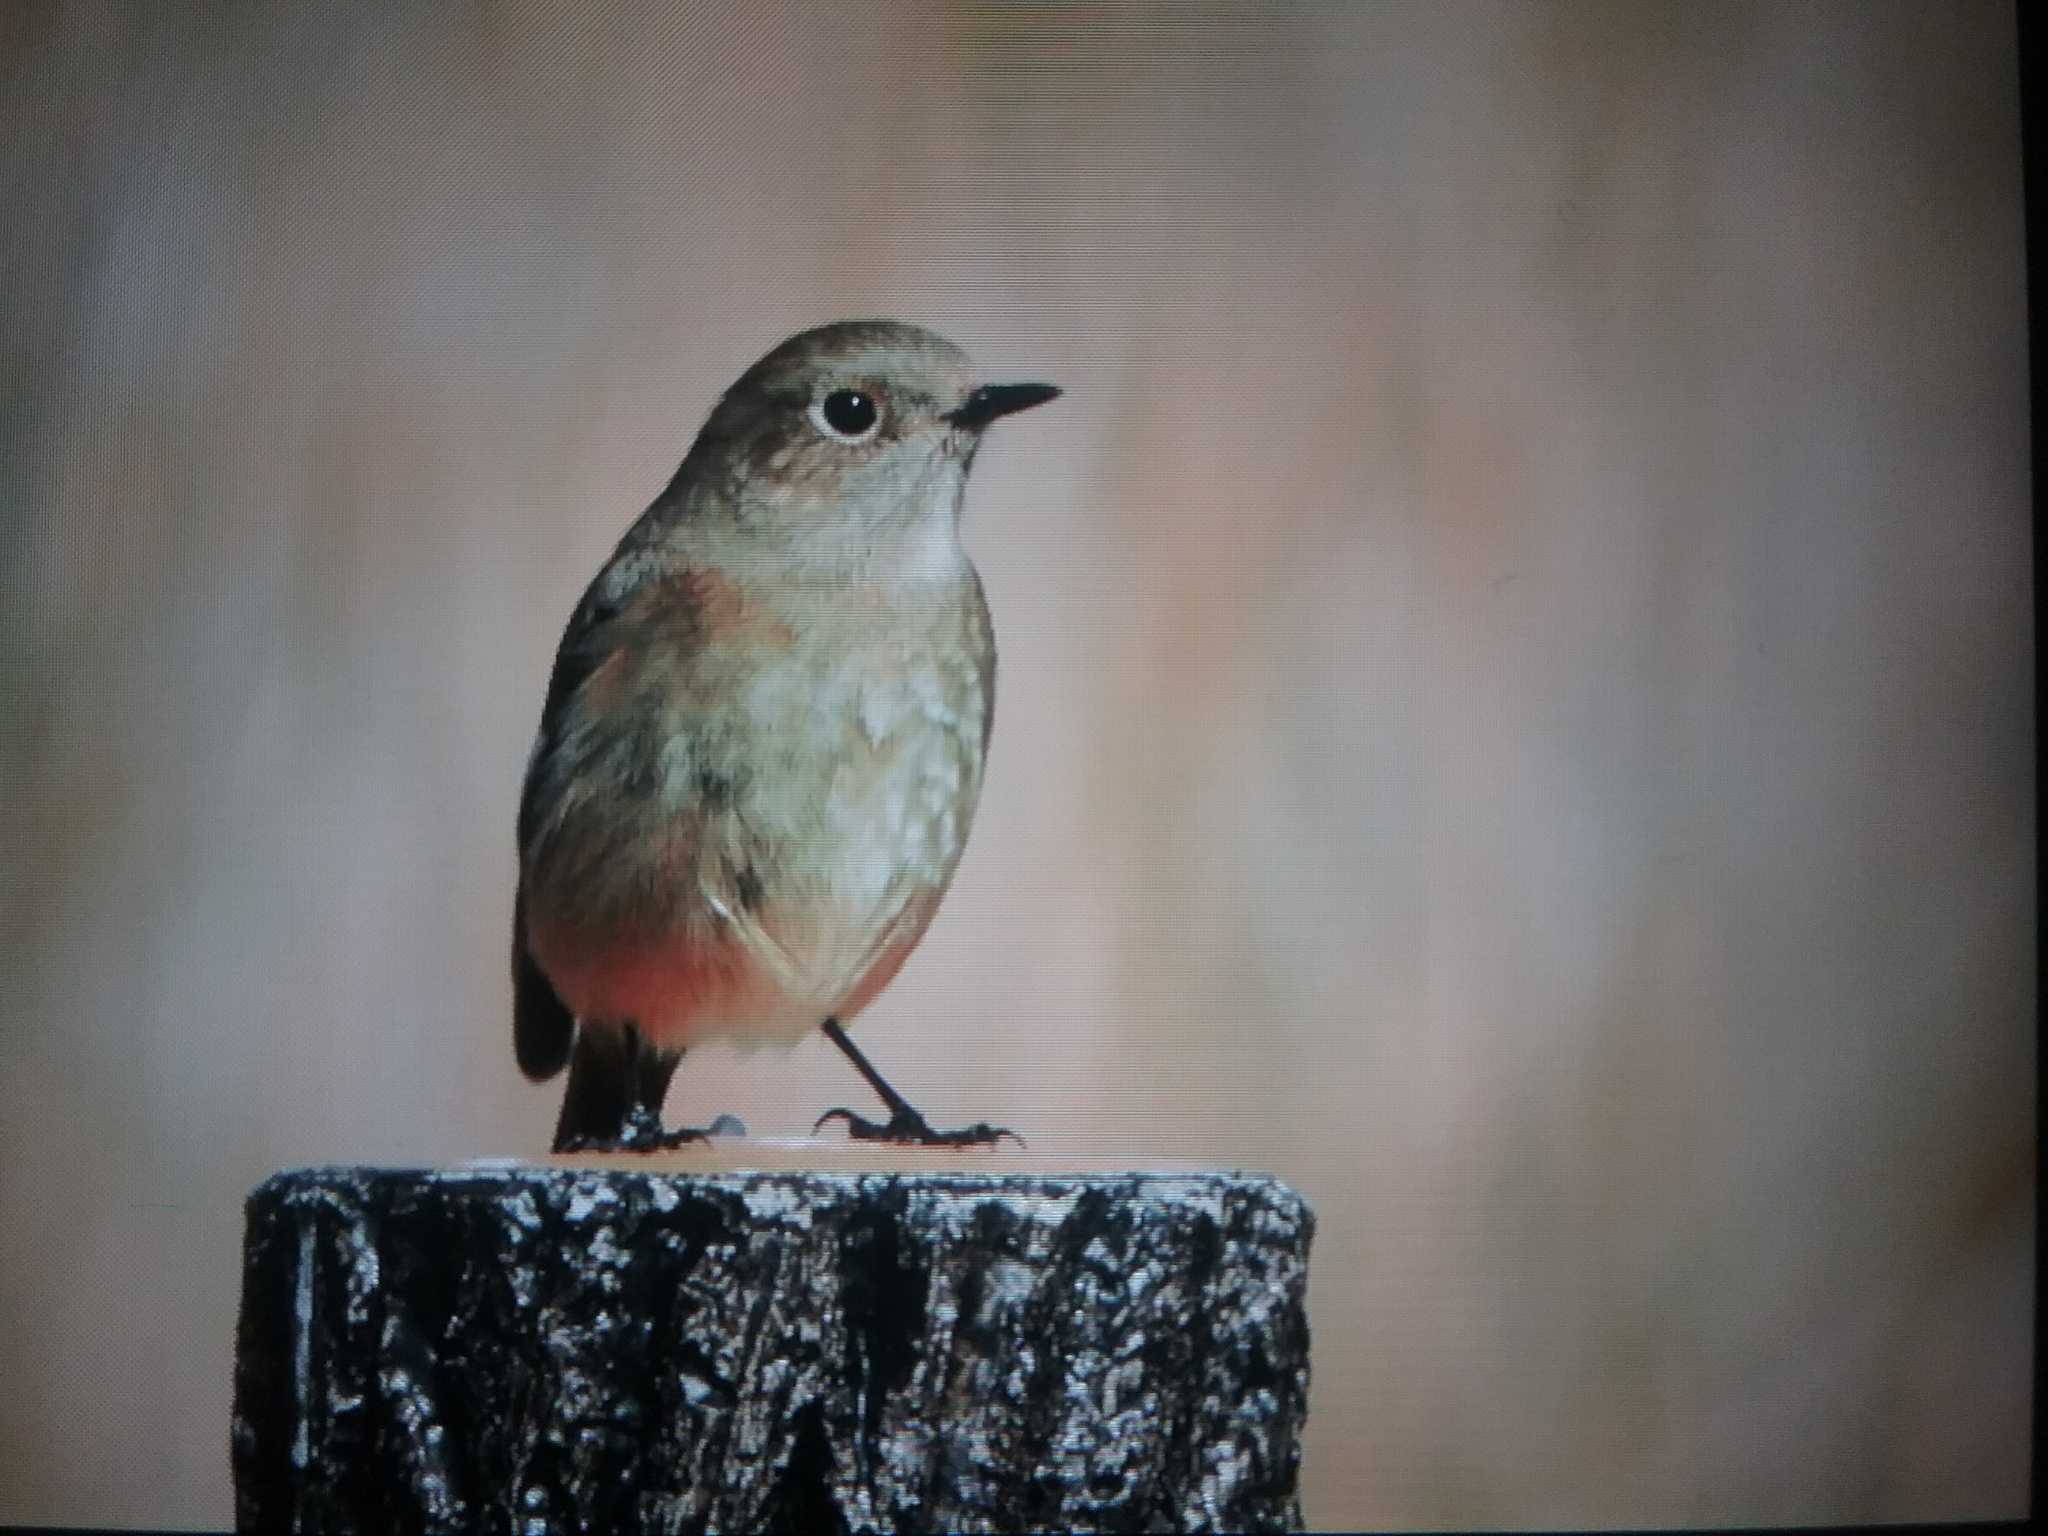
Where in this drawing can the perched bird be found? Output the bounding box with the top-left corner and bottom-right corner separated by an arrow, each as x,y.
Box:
512,320 -> 1058,1151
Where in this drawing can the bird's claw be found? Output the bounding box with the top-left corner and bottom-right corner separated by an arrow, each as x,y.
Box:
559,1107 -> 747,1154
812,1106 -> 1024,1149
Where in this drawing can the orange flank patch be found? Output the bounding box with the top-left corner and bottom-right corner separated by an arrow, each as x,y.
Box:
569,567 -> 796,731
675,566 -> 797,649
575,648 -> 630,716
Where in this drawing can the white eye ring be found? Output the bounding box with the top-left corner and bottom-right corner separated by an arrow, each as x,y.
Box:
808,388 -> 883,444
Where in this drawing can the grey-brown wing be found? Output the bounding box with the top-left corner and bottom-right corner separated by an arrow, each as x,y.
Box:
511,539 -> 671,1081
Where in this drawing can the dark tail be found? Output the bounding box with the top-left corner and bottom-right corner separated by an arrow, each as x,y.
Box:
512,885 -> 575,1081
551,1022 -> 684,1153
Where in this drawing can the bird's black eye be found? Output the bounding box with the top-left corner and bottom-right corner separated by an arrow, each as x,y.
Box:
811,388 -> 881,442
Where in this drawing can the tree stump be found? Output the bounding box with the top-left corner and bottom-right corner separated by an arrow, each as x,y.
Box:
231,1154 -> 1314,1533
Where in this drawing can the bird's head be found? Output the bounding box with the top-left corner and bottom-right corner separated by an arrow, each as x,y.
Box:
672,320 -> 1059,572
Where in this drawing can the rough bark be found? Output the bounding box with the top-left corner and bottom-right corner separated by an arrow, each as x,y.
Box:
232,1163 -> 1314,1533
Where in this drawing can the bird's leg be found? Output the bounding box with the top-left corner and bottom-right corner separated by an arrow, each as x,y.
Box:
813,1017 -> 1022,1148
553,1029 -> 748,1153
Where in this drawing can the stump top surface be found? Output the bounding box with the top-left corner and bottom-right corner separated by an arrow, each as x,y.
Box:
540,1139 -> 1266,1177
253,1143 -> 1311,1215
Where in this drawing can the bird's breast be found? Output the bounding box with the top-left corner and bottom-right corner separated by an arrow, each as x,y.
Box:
732,616 -> 989,910
525,569 -> 993,1046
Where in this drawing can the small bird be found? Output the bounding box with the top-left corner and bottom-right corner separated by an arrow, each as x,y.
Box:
513,320 -> 1058,1152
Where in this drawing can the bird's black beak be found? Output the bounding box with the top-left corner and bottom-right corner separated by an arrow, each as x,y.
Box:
946,381 -> 1062,430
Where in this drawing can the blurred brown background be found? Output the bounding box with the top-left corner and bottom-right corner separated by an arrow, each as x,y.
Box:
0,1 -> 2032,1527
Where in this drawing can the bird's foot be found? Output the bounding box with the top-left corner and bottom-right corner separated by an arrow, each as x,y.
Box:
813,1106 -> 1024,1149
559,1108 -> 747,1154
